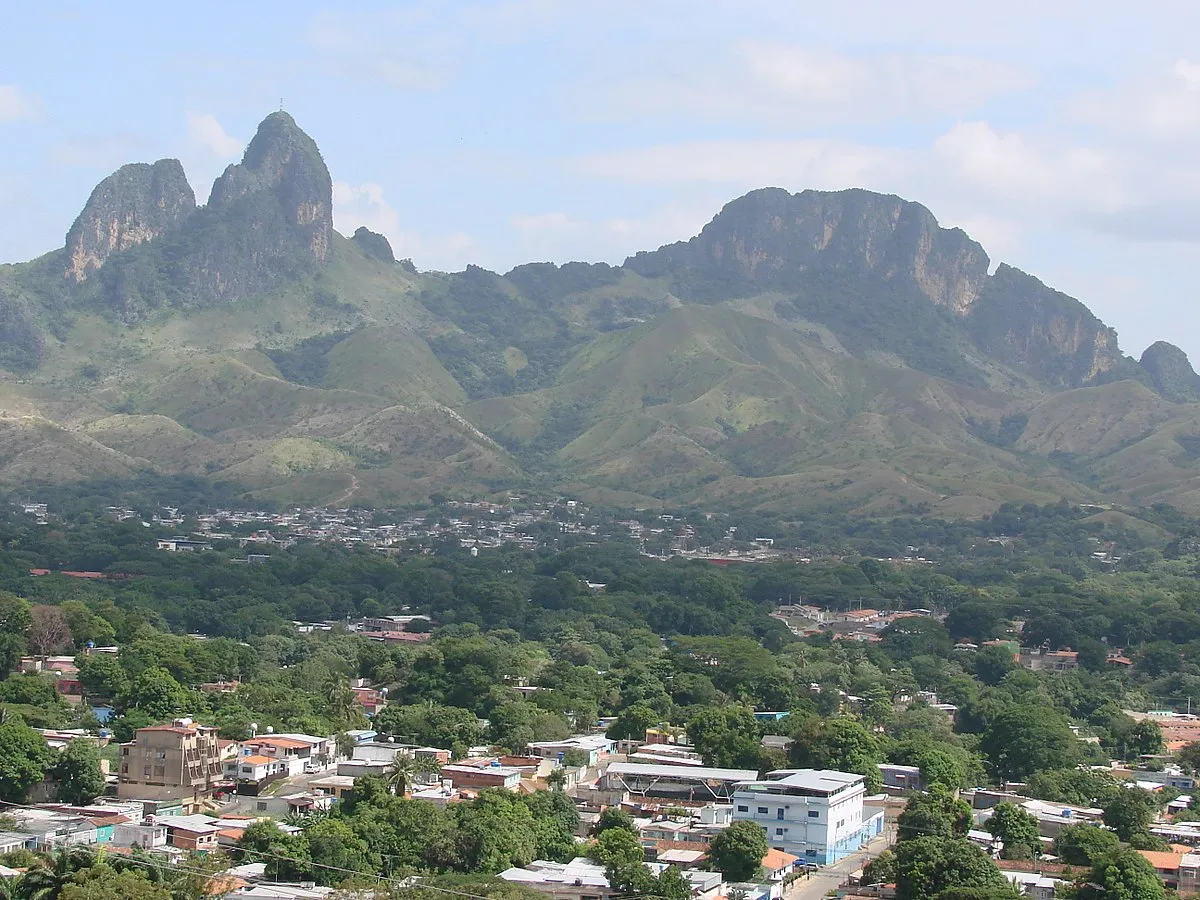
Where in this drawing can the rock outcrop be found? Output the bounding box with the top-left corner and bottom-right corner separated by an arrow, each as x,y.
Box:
64,160 -> 195,282
209,111 -> 332,264
1140,341 -> 1200,402
351,226 -> 395,263
625,187 -> 991,312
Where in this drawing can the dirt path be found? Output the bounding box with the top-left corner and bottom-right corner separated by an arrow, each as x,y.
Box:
330,472 -> 359,507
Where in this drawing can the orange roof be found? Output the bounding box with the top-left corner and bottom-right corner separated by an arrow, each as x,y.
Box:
762,849 -> 800,871
239,755 -> 275,765
1137,850 -> 1182,870
217,829 -> 246,840
245,737 -> 308,749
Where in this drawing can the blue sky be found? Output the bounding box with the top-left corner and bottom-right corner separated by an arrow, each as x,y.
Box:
4,1 -> 1200,360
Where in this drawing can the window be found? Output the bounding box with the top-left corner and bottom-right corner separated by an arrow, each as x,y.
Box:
153,766 -> 165,777
777,809 -> 785,819
143,766 -> 151,777
737,805 -> 748,813
256,802 -> 267,811
808,810 -> 819,818
757,807 -> 769,815
776,828 -> 785,836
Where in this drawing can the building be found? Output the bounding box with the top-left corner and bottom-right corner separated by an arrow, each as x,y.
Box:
878,764 -> 926,793
527,735 -> 614,767
224,755 -> 288,795
441,763 -> 523,791
731,769 -> 884,865
157,814 -> 223,852
117,719 -> 223,813
1020,649 -> 1080,672
114,819 -> 168,850
499,858 -> 619,900
602,763 -> 759,801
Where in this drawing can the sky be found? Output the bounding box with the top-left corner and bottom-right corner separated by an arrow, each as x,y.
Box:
3,1 -> 1200,360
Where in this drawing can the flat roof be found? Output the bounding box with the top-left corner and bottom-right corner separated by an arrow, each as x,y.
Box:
607,762 -> 759,781
739,769 -> 865,793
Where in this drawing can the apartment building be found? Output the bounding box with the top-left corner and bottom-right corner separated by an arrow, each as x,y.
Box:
117,718 -> 223,813
731,769 -> 884,865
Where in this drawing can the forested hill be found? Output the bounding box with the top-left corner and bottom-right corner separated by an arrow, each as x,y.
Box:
5,112 -> 1200,515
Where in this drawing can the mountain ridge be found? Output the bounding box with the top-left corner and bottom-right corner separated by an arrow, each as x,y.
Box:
2,111 -> 1200,515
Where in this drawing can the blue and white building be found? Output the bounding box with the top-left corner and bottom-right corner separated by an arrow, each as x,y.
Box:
731,769 -> 885,864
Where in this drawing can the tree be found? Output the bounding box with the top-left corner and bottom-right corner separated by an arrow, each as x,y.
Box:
655,865 -> 694,900
385,754 -> 417,796
0,720 -> 54,802
53,740 -> 105,805
306,818 -> 377,886
708,820 -> 769,883
1102,789 -> 1159,843
76,653 -> 128,701
594,807 -> 636,836
237,820 -> 313,882
894,837 -> 1008,900
523,790 -> 579,862
686,706 -> 763,770
862,850 -> 897,886
589,826 -> 645,869
898,789 -> 972,840
789,716 -> 884,792
980,705 -> 1079,781
606,703 -> 660,742
452,789 -> 539,873
973,645 -> 1018,687
1178,741 -> 1200,774
373,703 -> 483,749
1052,824 -> 1121,867
984,803 -> 1040,860
946,602 -> 1003,644
27,605 -> 72,659
1077,848 -> 1166,900
121,667 -> 189,720
59,866 -> 171,900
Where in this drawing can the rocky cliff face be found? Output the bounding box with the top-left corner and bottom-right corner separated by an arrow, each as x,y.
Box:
625,187 -> 991,312
1140,341 -> 1200,402
352,227 -> 395,263
63,159 -> 195,283
964,264 -> 1132,389
209,111 -> 332,264
79,113 -> 334,319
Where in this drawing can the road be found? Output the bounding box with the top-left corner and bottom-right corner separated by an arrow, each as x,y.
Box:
784,832 -> 894,900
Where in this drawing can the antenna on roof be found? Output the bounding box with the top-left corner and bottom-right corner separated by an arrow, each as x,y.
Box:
279,98 -> 284,112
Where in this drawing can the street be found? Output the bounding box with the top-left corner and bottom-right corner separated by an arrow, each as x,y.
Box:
784,832 -> 894,900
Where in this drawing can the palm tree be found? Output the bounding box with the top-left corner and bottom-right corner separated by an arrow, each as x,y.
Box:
19,847 -> 96,899
384,754 -> 417,796
324,679 -> 358,725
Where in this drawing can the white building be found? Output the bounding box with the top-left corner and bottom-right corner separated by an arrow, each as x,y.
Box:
527,735 -> 614,766
499,858 -> 619,900
731,769 -> 884,864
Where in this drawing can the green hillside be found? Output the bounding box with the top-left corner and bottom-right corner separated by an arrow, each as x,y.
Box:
3,111 -> 1200,515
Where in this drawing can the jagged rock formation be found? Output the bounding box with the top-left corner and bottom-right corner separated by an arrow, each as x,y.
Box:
625,187 -> 991,312
208,111 -> 332,264
964,264 -> 1132,389
63,160 -> 195,282
1140,341 -> 1200,402
78,112 -> 335,320
352,226 -> 395,263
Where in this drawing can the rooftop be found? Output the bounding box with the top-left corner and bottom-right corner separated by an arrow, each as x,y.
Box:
607,762 -> 760,781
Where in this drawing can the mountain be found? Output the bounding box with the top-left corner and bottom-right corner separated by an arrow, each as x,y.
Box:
2,111 -> 1200,515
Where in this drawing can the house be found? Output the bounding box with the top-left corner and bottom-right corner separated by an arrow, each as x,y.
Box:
527,735 -> 614,766
308,775 -> 357,800
350,685 -> 387,716
113,819 -> 168,850
1020,649 -> 1080,672
5,808 -> 98,848
224,755 -> 288,795
878,764 -> 926,793
441,763 -> 523,791
499,858 -> 620,900
156,538 -> 213,552
245,792 -> 334,819
761,848 -> 800,882
157,814 -> 222,852
1138,850 -> 1184,888
239,736 -> 320,776
1178,852 -> 1200,894
1001,871 -> 1064,900
602,763 -> 759,801
221,885 -> 333,899
117,719 -> 224,813
731,769 -> 885,865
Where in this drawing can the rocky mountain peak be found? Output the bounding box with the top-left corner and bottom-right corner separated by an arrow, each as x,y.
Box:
1140,341 -> 1200,402
209,111 -> 333,263
625,187 -> 991,312
64,159 -> 195,282
352,226 -> 395,263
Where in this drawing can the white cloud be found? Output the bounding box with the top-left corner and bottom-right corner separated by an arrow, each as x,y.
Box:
334,180 -> 475,270
185,112 -> 242,158
586,43 -> 1032,126
572,139 -> 893,188
0,85 -> 37,122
